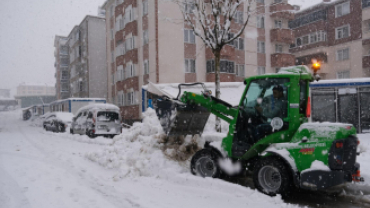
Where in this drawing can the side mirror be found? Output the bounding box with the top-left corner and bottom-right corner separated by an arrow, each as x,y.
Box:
270,117 -> 283,131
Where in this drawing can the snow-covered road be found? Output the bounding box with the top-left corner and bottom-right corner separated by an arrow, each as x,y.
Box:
1,109 -> 370,208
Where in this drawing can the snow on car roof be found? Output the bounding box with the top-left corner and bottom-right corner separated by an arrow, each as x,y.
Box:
76,103 -> 120,115
54,112 -> 74,122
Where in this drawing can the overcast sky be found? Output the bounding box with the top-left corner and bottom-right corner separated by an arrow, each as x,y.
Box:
0,0 -> 321,97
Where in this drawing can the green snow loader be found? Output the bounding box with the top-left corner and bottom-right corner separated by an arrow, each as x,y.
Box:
154,65 -> 364,196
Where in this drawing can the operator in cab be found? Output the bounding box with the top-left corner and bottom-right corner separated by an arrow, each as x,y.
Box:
255,85 -> 287,119
241,82 -> 288,144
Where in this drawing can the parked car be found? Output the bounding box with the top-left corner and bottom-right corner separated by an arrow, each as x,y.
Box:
43,112 -> 74,133
70,104 -> 122,138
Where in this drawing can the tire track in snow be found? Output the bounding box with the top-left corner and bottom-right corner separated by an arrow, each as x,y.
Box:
17,123 -> 142,208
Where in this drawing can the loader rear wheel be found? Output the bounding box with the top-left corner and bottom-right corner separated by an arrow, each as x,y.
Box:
253,157 -> 293,197
191,149 -> 221,178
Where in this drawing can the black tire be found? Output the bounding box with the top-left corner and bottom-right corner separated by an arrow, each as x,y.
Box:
87,130 -> 97,139
57,123 -> 65,133
70,128 -> 74,134
253,157 -> 293,197
190,149 -> 221,178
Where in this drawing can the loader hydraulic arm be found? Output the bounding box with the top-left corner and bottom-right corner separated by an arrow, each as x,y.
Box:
180,91 -> 238,124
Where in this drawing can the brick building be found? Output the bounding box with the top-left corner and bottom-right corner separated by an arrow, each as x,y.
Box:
101,0 -> 297,123
289,0 -> 370,79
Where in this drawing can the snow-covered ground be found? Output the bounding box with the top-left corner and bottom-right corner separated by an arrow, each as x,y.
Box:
0,109 -> 370,208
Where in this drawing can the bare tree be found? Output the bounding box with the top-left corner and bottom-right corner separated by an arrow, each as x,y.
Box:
176,0 -> 253,132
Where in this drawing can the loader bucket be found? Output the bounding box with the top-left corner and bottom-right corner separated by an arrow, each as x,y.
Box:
155,98 -> 210,136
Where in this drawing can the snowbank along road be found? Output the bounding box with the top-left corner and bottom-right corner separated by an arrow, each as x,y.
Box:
0,109 -> 370,208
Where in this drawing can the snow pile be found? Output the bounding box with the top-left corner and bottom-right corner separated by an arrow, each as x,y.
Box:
85,108 -> 202,179
42,130 -> 114,146
218,158 -> 241,175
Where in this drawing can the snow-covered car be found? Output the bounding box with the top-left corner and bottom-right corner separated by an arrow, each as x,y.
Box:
43,112 -> 74,133
70,104 -> 122,138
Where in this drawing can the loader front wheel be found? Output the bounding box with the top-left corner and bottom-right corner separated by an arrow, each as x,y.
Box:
253,157 -> 293,197
191,149 -> 221,178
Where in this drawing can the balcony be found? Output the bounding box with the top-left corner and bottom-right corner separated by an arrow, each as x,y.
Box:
364,56 -> 370,68
270,28 -> 294,44
271,53 -> 295,68
270,3 -> 295,20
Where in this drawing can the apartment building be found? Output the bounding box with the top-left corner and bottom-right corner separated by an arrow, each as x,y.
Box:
54,35 -> 70,100
101,0 -> 296,123
290,0 -> 370,79
55,16 -> 107,100
15,83 -> 56,108
68,16 -> 107,99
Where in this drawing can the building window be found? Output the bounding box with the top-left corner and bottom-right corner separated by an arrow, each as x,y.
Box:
184,0 -> 195,13
257,15 -> 264,28
184,29 -> 195,44
206,60 -> 234,73
79,81 -> 85,92
337,71 -> 350,79
275,44 -> 283,53
221,60 -> 234,73
143,30 -> 149,45
61,71 -> 69,80
144,60 -> 149,74
275,20 -> 282,29
336,48 -> 350,61
336,25 -> 350,39
257,66 -> 265,75
124,5 -> 134,25
233,11 -> 243,24
227,33 -> 235,46
274,0 -> 282,3
111,51 -> 115,63
234,38 -> 244,50
364,0 -> 370,9
127,64 -> 135,77
110,5 -> 114,17
60,46 -> 68,55
236,64 -> 245,77
294,31 -> 326,47
335,2 -> 350,18
185,59 -> 196,73
256,0 -> 264,3
75,30 -> 80,41
110,29 -> 114,40
111,73 -> 115,85
302,36 -> 309,45
116,0 -> 123,5
125,37 -> 135,51
143,0 -> 148,15
257,41 -> 265,53
117,66 -> 124,81
127,91 -> 136,105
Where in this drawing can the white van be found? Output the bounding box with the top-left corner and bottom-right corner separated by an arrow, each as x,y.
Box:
70,104 -> 122,138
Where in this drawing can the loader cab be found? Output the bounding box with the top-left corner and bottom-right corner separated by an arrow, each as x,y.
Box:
232,78 -> 290,157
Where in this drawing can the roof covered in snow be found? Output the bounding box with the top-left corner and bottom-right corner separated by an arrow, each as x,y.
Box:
310,78 -> 370,88
76,103 -> 120,115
